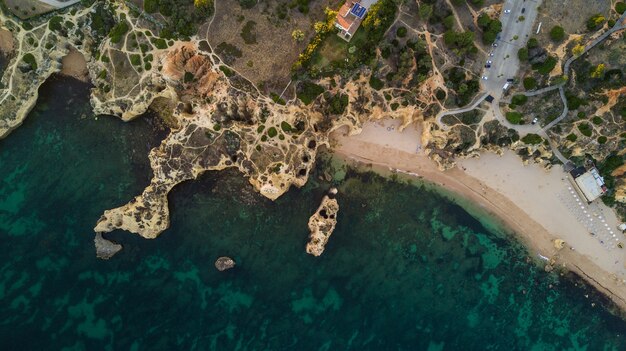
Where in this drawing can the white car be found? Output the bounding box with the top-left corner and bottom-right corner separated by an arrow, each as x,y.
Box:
487,60 -> 493,64
531,117 -> 539,125
492,42 -> 498,47
489,52 -> 495,57
482,76 -> 489,80
504,9 -> 511,13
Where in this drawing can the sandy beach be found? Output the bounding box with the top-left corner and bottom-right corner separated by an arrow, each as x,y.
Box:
60,46 -> 88,82
331,118 -> 626,313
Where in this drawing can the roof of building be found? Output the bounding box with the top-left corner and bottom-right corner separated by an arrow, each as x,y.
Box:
574,168 -> 607,202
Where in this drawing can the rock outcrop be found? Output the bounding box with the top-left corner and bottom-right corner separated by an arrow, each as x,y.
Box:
94,232 -> 122,260
215,256 -> 236,271
306,188 -> 339,257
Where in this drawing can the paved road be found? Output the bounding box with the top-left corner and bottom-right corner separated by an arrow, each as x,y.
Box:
482,0 -> 542,98
36,0 -> 81,8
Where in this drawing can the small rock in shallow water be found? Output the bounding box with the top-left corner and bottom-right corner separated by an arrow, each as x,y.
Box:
215,256 -> 236,271
94,232 -> 122,260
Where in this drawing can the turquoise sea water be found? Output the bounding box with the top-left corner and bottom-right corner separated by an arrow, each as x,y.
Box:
2,76 -> 626,350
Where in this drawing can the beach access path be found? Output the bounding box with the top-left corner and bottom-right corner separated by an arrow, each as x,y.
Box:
331,119 -> 626,311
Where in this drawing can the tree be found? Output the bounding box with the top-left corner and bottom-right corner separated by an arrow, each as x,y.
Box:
518,47 -> 528,61
523,76 -> 537,90
590,63 -> 605,78
572,44 -> 585,56
549,26 -> 565,41
617,2 -> 626,14
586,14 -> 605,30
419,4 -> 432,20
291,29 -> 305,42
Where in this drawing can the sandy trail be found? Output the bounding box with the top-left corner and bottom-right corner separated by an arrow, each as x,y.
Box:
331,119 -> 626,311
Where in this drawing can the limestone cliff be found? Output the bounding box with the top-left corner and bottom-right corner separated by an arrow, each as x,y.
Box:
306,189 -> 339,257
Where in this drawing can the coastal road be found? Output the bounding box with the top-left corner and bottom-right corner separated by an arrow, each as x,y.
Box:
481,0 -> 542,99
35,0 -> 81,8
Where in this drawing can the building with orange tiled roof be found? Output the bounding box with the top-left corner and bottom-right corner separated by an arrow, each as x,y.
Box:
334,0 -> 378,42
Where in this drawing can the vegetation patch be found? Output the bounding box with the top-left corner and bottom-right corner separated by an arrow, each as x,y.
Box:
523,77 -> 537,90
597,136 -> 607,144
506,111 -> 523,124
477,13 -> 502,44
511,95 -> 528,105
296,81 -> 324,105
109,21 -> 129,44
592,116 -> 603,125
369,75 -> 384,90
22,53 -> 37,70
577,122 -> 593,137
240,21 -> 257,45
532,56 -> 557,75
219,66 -> 234,77
549,26 -> 565,42
521,133 -> 543,145
267,127 -> 278,138
566,133 -> 578,142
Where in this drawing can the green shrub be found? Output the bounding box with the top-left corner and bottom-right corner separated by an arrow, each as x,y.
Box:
109,21 -> 129,44
280,121 -> 293,132
267,127 -> 278,138
240,21 -> 257,44
130,54 -> 141,66
152,38 -> 167,49
219,66 -> 234,77
597,136 -> 607,144
144,0 -> 158,13
549,26 -> 565,41
184,71 -> 194,83
586,14 -> 605,30
577,123 -> 592,137
518,48 -> 528,61
22,53 -> 37,70
533,56 -> 557,75
521,133 -> 543,145
270,93 -> 286,105
297,81 -> 324,105
49,16 -> 63,31
396,26 -> 407,38
239,0 -> 256,9
506,111 -> 523,124
566,133 -> 578,142
527,37 -> 538,48
511,94 -> 528,105
523,77 -> 537,90
617,2 -> 626,14
369,76 -> 384,90
592,116 -> 603,125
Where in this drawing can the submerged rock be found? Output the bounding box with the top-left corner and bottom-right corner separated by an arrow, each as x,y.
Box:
94,232 -> 122,260
215,256 -> 236,271
306,188 -> 340,257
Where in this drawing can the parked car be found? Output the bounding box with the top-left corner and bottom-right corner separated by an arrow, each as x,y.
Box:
482,76 -> 489,80
489,52 -> 495,57
522,8 -> 526,13
485,64 -> 491,68
504,9 -> 511,13
492,42 -> 498,47
531,117 -> 539,125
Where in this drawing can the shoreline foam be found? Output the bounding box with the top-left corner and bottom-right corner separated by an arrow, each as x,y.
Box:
330,119 -> 626,316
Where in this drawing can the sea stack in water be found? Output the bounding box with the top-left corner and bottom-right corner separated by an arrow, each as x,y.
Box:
215,256 -> 236,271
94,232 -> 122,260
306,188 -> 339,257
